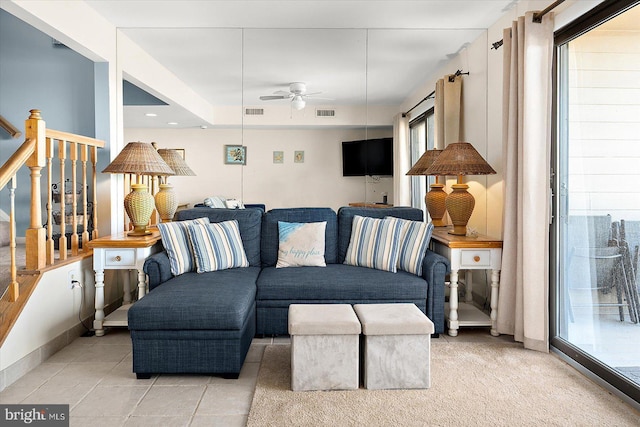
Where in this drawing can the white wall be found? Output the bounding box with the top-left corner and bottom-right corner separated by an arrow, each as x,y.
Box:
566,19 -> 640,221
398,0 -> 605,239
125,126 -> 394,211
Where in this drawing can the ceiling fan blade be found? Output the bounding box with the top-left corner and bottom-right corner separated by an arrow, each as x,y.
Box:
304,92 -> 322,97
260,95 -> 290,100
305,96 -> 334,101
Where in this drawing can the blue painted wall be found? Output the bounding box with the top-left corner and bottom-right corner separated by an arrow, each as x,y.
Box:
0,9 -> 101,235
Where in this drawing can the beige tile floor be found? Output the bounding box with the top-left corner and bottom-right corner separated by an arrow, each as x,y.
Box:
0,327 -> 509,426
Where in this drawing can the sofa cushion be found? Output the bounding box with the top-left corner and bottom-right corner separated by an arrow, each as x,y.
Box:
257,264 -> 427,301
157,217 -> 211,276
337,207 -> 424,264
262,208 -> 337,267
187,220 -> 249,273
392,217 -> 434,276
128,266 -> 260,331
276,221 -> 326,268
176,207 -> 262,267
343,215 -> 402,272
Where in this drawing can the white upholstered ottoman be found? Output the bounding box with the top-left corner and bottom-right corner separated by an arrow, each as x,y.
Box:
354,303 -> 434,390
288,304 -> 361,391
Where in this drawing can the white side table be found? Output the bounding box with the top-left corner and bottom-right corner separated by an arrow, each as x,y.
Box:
87,230 -> 162,336
429,228 -> 503,337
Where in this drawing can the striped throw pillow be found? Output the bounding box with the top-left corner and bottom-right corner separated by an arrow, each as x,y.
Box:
157,217 -> 210,276
390,217 -> 434,276
186,220 -> 249,273
343,215 -> 402,272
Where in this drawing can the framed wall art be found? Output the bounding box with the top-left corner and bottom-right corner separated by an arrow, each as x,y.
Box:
273,151 -> 284,164
224,145 -> 246,165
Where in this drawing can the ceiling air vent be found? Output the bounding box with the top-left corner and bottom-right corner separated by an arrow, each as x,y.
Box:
316,109 -> 336,117
245,108 -> 264,116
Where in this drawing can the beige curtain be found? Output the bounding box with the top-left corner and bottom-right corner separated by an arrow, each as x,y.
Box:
434,75 -> 462,149
498,11 -> 554,352
393,113 -> 411,206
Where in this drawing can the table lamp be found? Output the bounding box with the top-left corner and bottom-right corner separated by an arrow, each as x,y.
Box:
155,148 -> 196,222
406,149 -> 447,226
424,142 -> 496,235
102,142 -> 174,235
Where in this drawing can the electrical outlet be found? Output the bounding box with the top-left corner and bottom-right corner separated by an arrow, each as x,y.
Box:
68,270 -> 81,289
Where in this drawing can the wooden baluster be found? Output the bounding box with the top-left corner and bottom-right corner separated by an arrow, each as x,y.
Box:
81,144 -> 89,252
58,139 -> 67,260
45,137 -> 54,265
70,142 -> 79,255
91,146 -> 99,239
9,176 -> 18,302
24,109 -> 46,270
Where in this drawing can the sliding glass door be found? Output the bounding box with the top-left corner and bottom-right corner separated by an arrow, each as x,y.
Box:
552,0 -> 640,404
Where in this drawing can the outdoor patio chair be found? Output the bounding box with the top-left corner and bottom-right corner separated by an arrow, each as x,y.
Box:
567,215 -> 638,323
620,219 -> 640,320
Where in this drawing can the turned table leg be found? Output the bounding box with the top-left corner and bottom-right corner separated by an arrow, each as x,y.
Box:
448,269 -> 459,337
490,269 -> 500,336
93,269 -> 105,336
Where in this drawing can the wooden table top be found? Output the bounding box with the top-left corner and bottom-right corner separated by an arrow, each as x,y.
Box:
86,229 -> 161,249
431,227 -> 502,249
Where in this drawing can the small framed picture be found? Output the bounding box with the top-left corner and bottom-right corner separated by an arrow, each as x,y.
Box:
273,151 -> 284,164
224,145 -> 246,165
294,150 -> 305,163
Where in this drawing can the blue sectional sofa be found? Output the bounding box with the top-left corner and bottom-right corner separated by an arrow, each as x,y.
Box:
129,206 -> 450,379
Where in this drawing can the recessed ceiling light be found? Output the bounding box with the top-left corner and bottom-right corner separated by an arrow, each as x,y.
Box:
145,113 -> 157,117
167,122 -> 178,125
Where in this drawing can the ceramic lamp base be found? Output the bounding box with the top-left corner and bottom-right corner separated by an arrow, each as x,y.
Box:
124,184 -> 154,236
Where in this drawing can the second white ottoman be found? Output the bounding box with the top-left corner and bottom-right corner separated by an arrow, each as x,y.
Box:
354,303 -> 434,390
288,304 -> 361,391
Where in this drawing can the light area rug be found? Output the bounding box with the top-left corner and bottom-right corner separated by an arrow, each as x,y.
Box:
247,342 -> 640,426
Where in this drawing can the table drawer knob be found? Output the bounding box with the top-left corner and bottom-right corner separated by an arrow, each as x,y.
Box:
474,255 -> 481,262
114,255 -> 121,262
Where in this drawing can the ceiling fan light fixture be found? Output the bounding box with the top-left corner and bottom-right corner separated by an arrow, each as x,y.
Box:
292,96 -> 306,110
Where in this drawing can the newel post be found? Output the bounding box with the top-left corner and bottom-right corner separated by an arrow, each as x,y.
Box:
25,109 -> 46,270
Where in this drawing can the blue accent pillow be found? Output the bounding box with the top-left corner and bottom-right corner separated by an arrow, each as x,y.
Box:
157,217 -> 210,276
389,217 -> 434,276
276,221 -> 326,268
186,220 -> 249,273
343,215 -> 402,272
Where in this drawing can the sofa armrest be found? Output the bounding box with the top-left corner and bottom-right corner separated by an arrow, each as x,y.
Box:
422,249 -> 451,335
143,251 -> 173,291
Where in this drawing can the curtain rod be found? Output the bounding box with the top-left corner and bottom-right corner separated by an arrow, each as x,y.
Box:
490,0 -> 565,50
402,69 -> 468,117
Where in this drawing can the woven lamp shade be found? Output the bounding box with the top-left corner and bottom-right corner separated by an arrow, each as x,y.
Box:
424,142 -> 496,176
406,149 -> 447,227
154,149 -> 196,222
424,142 -> 496,235
103,142 -> 174,235
406,149 -> 443,175
157,149 -> 196,176
102,142 -> 175,176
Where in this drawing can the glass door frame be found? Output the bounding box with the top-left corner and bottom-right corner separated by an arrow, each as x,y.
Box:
550,0 -> 640,406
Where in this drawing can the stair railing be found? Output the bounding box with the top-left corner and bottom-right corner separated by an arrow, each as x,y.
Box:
0,109 -> 104,301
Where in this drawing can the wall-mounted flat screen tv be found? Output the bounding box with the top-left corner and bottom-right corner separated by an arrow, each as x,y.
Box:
342,137 -> 393,176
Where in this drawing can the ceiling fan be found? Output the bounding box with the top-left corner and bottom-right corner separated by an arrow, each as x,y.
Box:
259,82 -> 330,110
